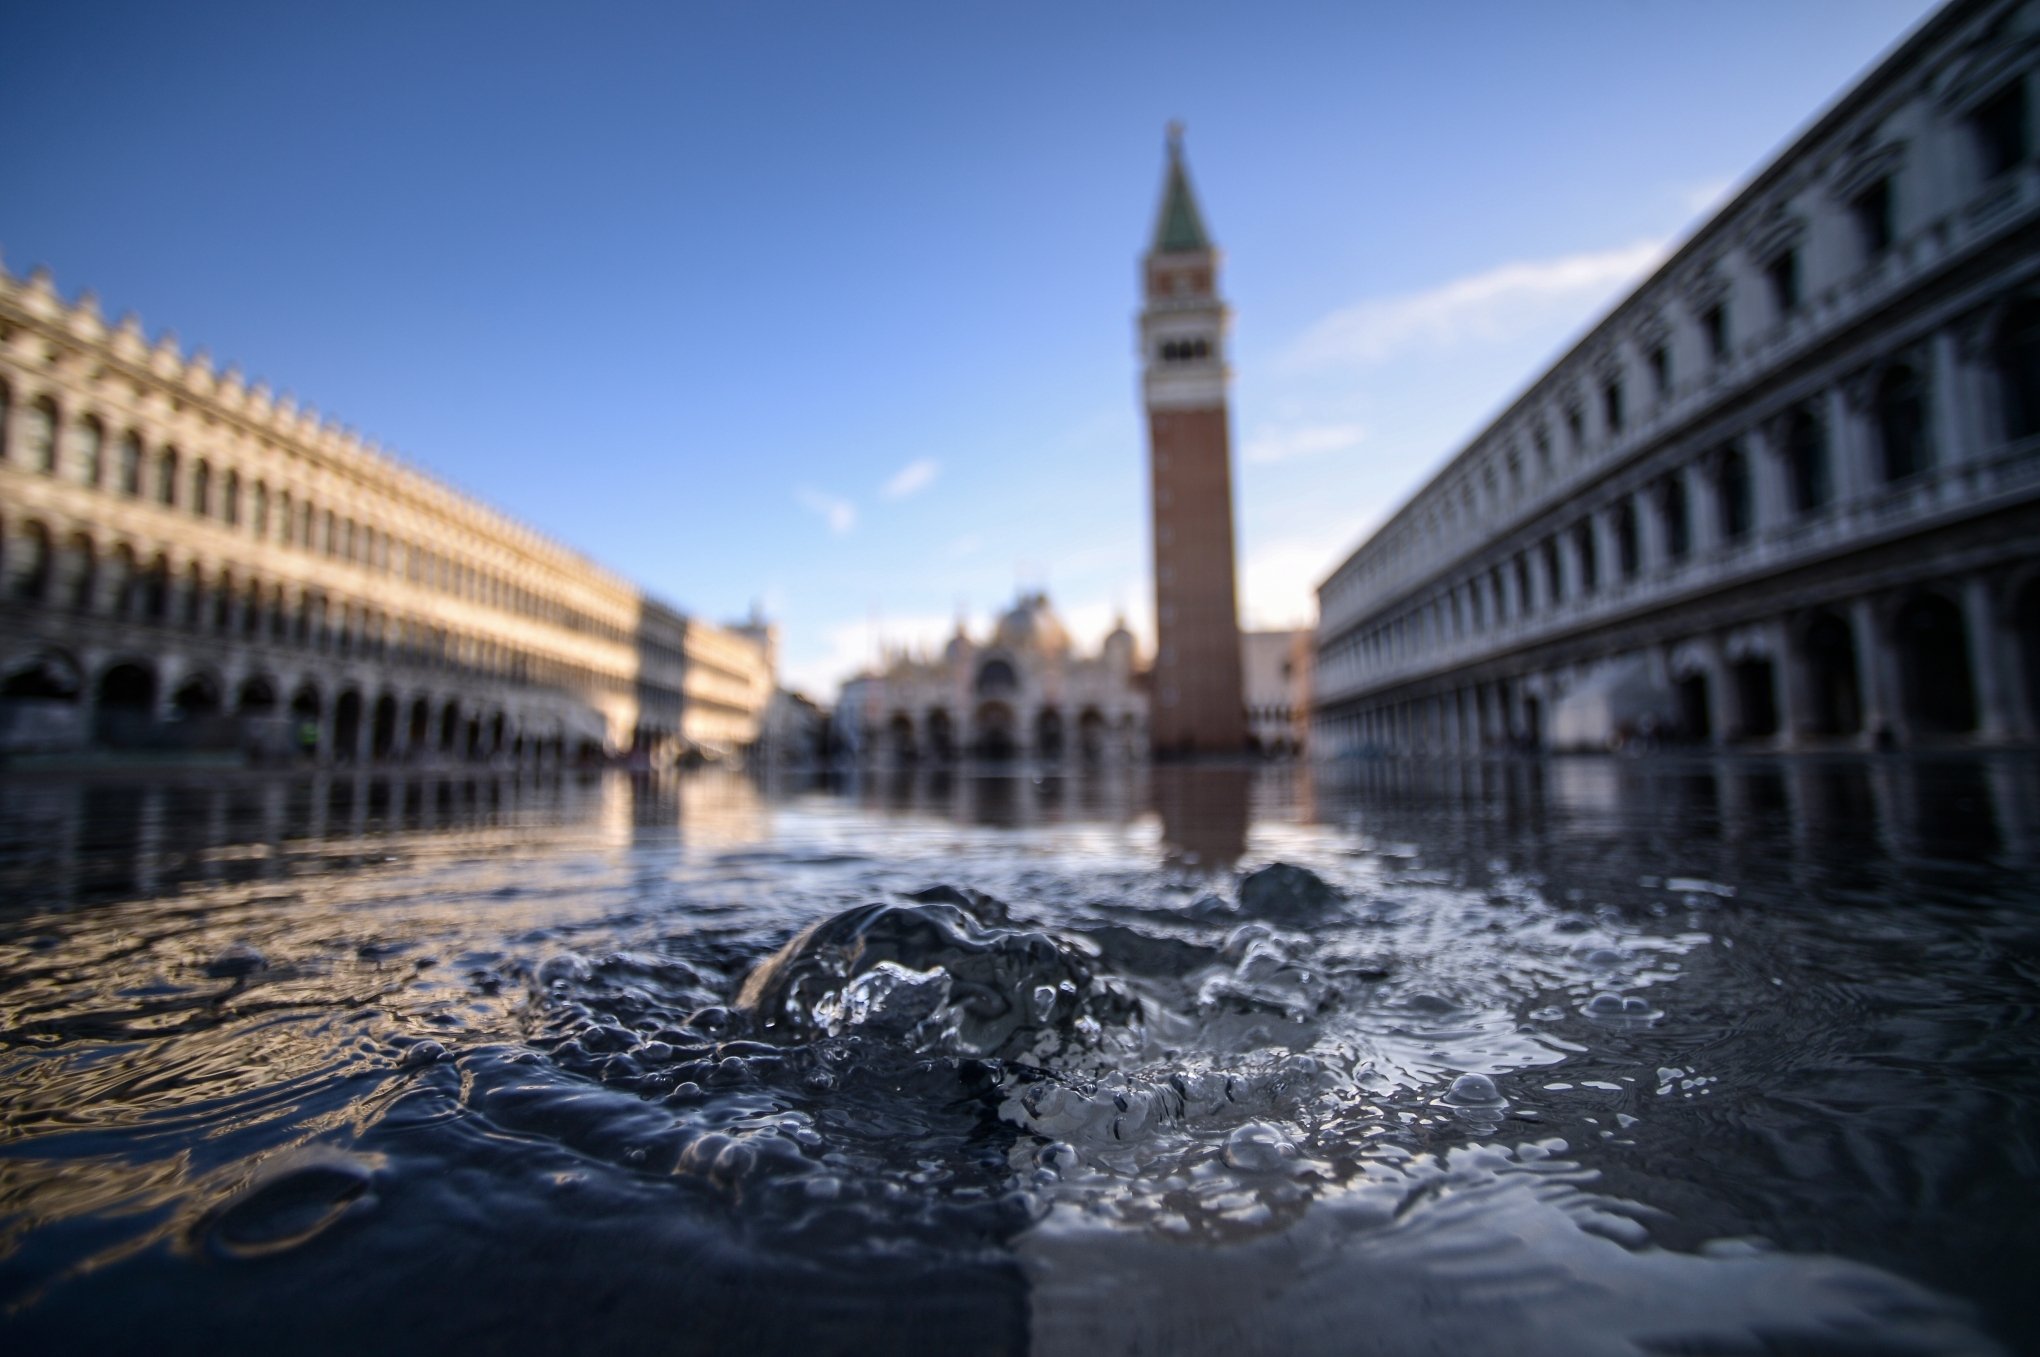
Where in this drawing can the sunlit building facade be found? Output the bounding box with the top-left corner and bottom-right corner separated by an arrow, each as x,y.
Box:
1314,0 -> 2040,754
0,264 -> 772,764
843,592 -> 1145,764
1242,628 -> 1312,756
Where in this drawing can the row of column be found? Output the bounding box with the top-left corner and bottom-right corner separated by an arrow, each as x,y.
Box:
1321,567 -> 2037,755
1327,312 -> 2005,694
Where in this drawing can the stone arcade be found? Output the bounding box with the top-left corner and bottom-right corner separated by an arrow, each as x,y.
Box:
839,592 -> 1146,765
1314,0 -> 2040,754
0,265 -> 774,765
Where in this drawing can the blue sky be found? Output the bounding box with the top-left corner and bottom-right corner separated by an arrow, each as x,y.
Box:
0,0 -> 1940,694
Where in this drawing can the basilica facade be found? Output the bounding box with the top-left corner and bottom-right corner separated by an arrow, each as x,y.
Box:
1314,0 -> 2040,755
839,592 -> 1145,764
0,264 -> 774,766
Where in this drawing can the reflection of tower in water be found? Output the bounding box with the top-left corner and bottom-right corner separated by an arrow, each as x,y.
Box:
1152,764 -> 1251,870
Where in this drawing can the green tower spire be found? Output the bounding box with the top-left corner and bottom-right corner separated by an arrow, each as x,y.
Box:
1151,122 -> 1213,255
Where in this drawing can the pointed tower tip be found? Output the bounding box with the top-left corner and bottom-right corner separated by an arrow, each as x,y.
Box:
1151,124 -> 1213,255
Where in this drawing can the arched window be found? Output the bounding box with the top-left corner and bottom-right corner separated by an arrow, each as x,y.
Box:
1614,502 -> 1640,579
277,490 -> 293,543
975,656 -> 1019,695
191,459 -> 212,517
140,554 -> 169,621
157,447 -> 180,506
182,564 -> 206,628
251,482 -> 269,536
1995,298 -> 2040,442
11,522 -> 51,601
1717,446 -> 1753,541
222,470 -> 241,526
1659,474 -> 1691,561
1542,537 -> 1565,605
1784,408 -> 1829,515
26,397 -> 58,474
74,417 -> 104,486
118,432 -> 143,496
213,569 -> 235,632
104,544 -> 137,618
61,532 -> 95,612
1574,520 -> 1598,593
1876,364 -> 1930,481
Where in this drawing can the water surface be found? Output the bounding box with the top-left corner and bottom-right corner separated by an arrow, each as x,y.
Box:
2,758 -> 2035,1354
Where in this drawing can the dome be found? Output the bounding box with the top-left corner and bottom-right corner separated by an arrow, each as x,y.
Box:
1103,615 -> 1136,668
994,591 -> 1069,654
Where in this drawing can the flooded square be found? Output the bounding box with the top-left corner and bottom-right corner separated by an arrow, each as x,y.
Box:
1,758 -> 2034,1354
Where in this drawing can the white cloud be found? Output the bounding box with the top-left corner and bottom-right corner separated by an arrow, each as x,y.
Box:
945,533 -> 982,560
1243,421 -> 1367,466
1238,516 -> 1386,633
881,457 -> 940,500
795,484 -> 857,535
1284,238 -> 1670,372
1057,595 -> 1145,654
782,611 -> 956,699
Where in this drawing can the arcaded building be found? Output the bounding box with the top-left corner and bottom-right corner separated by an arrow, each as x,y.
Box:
843,592 -> 1145,764
0,264 -> 772,764
1142,128 -> 1248,756
1315,0 -> 2040,755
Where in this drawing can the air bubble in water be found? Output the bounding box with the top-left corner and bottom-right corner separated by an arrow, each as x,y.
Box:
1222,1122 -> 1299,1173
1442,1072 -> 1506,1108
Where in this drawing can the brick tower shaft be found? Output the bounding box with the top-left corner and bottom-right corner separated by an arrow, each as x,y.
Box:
1141,127 -> 1246,755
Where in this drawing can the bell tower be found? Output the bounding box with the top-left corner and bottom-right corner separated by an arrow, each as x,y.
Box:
1141,124 -> 1246,756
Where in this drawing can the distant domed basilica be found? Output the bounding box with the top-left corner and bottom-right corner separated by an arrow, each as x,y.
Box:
842,591 -> 1145,762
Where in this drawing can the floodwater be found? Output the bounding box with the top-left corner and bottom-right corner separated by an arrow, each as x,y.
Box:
1,757 -> 2036,1356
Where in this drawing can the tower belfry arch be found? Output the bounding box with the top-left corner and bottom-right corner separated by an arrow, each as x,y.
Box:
1140,125 -> 1246,755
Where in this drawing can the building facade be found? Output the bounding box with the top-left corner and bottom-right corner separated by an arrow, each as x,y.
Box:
1242,628 -> 1312,756
841,592 -> 1145,764
1142,127 -> 1248,756
0,264 -> 773,765
1315,0 -> 2040,755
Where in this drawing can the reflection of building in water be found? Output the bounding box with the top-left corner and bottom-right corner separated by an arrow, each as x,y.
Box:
0,266 -> 773,766
842,764 -> 1148,832
1314,752 -> 2040,867
1314,0 -> 2040,754
838,591 -> 1146,765
1242,629 -> 1312,756
0,770 -> 627,910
